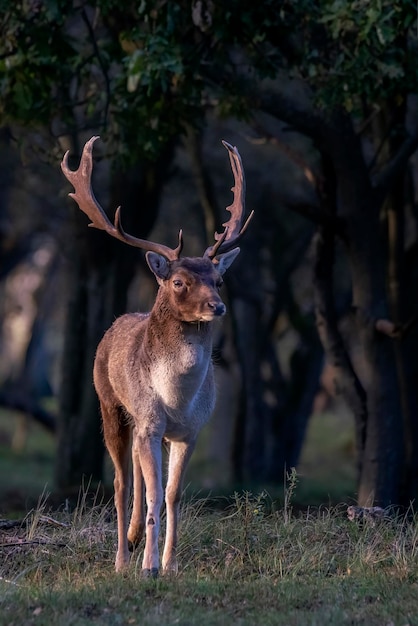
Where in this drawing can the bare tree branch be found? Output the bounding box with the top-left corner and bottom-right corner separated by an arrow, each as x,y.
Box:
0,390 -> 56,433
313,226 -> 368,478
375,314 -> 418,339
258,83 -> 328,140
256,86 -> 348,234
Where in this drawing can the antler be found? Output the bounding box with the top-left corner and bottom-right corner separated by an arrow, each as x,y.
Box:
61,136 -> 183,261
204,141 -> 254,260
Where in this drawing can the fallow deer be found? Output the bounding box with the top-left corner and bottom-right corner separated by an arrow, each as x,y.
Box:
61,136 -> 253,577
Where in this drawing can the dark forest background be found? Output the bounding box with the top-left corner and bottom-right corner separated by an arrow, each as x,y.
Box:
1,0 -> 418,509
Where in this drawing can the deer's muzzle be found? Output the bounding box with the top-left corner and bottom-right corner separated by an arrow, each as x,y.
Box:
206,301 -> 226,317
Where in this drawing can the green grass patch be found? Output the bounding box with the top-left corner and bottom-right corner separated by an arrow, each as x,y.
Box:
0,407 -> 357,514
298,409 -> 356,505
0,409 -> 55,513
1,490 -> 417,625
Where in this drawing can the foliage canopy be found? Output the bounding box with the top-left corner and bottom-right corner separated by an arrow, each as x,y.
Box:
1,1 -> 417,160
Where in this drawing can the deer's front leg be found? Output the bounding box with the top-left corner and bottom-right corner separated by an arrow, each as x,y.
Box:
136,434 -> 163,577
162,439 -> 196,574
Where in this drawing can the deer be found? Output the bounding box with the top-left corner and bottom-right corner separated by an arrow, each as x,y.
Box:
61,136 -> 253,577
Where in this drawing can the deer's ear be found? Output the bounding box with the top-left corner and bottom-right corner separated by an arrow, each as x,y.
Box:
216,247 -> 240,275
146,252 -> 171,281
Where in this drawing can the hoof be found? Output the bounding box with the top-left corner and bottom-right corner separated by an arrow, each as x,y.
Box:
142,568 -> 159,579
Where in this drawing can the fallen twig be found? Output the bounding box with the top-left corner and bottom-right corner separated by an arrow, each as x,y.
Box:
0,515 -> 69,531
0,519 -> 24,530
1,540 -> 67,548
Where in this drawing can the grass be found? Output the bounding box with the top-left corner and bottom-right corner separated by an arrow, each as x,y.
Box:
1,489 -> 418,625
3,407 -> 410,625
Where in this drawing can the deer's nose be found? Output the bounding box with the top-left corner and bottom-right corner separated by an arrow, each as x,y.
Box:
207,301 -> 226,316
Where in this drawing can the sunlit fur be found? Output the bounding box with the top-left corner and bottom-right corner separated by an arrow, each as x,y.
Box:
94,249 -> 239,575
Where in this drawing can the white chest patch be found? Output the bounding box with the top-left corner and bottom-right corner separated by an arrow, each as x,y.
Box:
151,342 -> 209,412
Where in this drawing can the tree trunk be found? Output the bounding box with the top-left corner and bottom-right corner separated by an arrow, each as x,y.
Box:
55,151 -> 172,491
55,213 -> 114,489
380,102 -> 418,504
259,86 -> 417,506
185,131 -> 268,484
354,312 -> 404,506
313,226 -> 367,481
229,232 -> 265,483
264,302 -> 323,483
333,122 -> 404,506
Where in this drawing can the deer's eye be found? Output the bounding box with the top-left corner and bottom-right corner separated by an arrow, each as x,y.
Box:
173,279 -> 183,289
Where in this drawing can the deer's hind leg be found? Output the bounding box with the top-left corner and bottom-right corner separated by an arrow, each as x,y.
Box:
127,427 -> 145,550
101,401 -> 132,572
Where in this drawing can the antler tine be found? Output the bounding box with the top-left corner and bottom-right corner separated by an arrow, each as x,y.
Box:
61,136 -> 183,262
205,141 -> 254,259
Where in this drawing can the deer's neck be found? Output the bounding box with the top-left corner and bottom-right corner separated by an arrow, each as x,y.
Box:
142,294 -> 214,416
147,293 -> 213,350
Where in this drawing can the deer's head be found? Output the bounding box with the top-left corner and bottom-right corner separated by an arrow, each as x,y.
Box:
61,137 -> 253,323
146,253 -> 239,323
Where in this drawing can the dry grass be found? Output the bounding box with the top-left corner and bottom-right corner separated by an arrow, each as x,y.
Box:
1,484 -> 418,625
